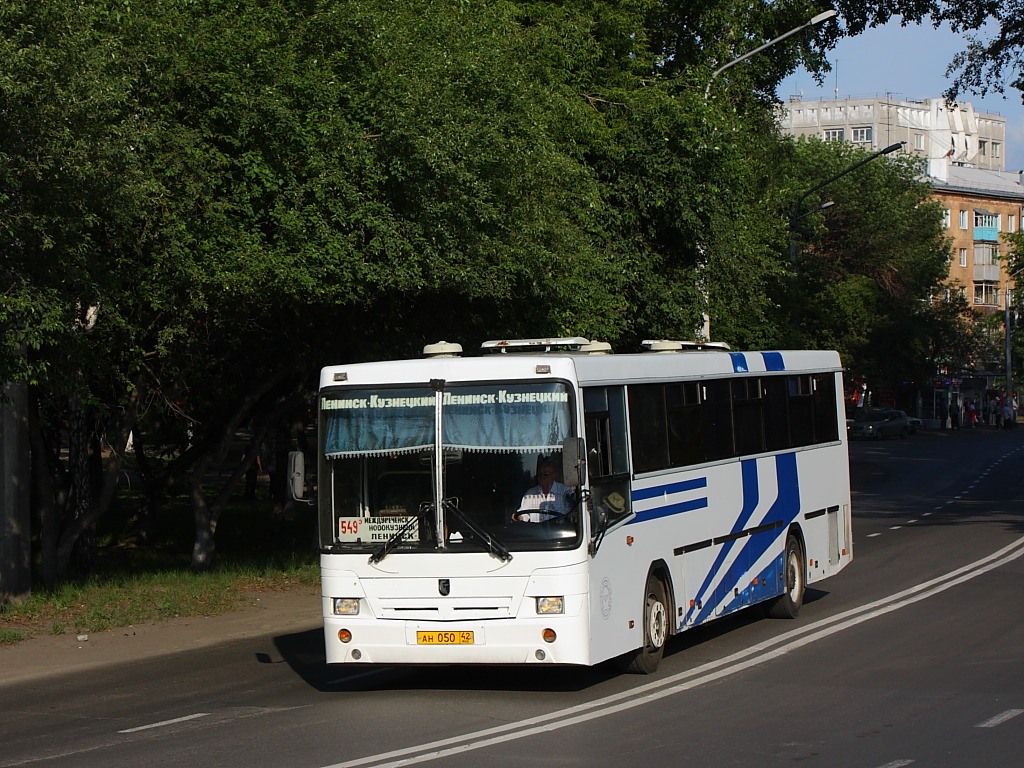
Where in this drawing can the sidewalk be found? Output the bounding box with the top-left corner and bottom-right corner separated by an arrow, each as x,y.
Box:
0,585 -> 321,686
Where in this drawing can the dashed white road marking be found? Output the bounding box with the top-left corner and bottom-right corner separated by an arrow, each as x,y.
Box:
976,709 -> 1024,728
118,713 -> 210,734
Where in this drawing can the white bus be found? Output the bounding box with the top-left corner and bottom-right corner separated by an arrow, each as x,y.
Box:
297,338 -> 852,673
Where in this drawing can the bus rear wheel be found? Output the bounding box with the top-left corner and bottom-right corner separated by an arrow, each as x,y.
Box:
766,534 -> 805,619
619,574 -> 669,674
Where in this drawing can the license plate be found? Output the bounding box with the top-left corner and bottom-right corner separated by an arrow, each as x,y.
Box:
416,631 -> 475,645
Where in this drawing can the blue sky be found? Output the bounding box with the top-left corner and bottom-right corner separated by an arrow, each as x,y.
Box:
777,19 -> 1024,170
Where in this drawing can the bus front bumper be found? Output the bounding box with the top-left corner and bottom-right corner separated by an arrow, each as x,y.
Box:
322,616 -> 592,666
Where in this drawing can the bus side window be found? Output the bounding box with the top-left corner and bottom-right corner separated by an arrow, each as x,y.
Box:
583,386 -> 631,522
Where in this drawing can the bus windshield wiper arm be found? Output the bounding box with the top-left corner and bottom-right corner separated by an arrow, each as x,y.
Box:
369,503 -> 432,564
442,499 -> 512,562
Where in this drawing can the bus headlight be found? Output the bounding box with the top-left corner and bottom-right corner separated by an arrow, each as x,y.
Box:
535,597 -> 564,615
333,598 -> 360,616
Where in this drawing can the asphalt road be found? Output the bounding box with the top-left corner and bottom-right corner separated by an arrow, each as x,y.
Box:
3,428 -> 1023,768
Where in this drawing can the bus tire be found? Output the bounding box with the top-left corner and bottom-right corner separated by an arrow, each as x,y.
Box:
766,534 -> 805,619
619,573 -> 669,674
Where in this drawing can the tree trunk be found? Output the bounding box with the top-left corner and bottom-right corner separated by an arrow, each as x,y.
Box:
55,385 -> 141,581
28,396 -> 63,590
68,398 -> 97,576
1,380 -> 32,603
186,373 -> 289,570
190,461 -> 217,571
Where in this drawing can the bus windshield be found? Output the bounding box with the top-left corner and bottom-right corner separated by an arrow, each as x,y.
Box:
318,381 -> 580,555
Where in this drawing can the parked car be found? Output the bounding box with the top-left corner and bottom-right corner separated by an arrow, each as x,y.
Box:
847,408 -> 912,439
906,415 -> 922,433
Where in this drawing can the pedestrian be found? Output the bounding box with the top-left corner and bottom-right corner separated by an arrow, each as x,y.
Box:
1003,401 -> 1013,429
948,401 -> 960,430
968,401 -> 977,428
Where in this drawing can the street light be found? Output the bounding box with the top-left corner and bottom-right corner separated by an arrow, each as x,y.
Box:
1005,267 -> 1024,396
788,141 -> 905,264
704,9 -> 838,100
698,8 -> 837,341
790,199 -> 835,229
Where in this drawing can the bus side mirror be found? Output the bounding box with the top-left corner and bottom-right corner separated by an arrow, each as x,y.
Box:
561,437 -> 585,488
288,451 -> 306,501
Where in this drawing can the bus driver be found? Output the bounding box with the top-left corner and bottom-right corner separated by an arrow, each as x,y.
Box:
514,457 -> 574,522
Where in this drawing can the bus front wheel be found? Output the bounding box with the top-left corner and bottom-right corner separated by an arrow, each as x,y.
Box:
619,573 -> 668,674
766,534 -> 805,619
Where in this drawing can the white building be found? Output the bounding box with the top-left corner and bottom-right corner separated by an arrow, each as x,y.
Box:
780,96 -> 1007,171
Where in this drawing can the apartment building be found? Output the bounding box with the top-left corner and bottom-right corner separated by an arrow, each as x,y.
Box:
780,96 -> 1007,171
780,96 -> 1022,314
929,158 -> 1024,314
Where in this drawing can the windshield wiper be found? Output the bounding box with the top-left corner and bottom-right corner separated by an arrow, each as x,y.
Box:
368,502 -> 433,564
442,499 -> 512,562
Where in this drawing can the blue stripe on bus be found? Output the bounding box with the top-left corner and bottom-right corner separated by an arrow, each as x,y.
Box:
761,351 -> 785,371
631,497 -> 709,523
632,477 -> 707,502
682,459 -> 760,626
685,453 -> 801,627
729,353 -> 749,373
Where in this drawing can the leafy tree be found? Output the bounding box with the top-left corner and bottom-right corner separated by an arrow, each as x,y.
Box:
2,0 -> 958,585
777,138 -> 952,387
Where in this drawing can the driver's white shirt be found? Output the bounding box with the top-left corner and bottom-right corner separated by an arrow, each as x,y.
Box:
518,481 -> 573,522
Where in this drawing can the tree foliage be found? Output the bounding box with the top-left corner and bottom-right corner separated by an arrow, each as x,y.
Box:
0,0 -> 960,585
776,138 -> 952,384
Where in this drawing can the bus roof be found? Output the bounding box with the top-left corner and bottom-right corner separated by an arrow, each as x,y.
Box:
319,345 -> 842,390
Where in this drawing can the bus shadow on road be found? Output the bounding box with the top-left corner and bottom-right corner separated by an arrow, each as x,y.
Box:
269,626 -> 620,692
270,590 -> 831,693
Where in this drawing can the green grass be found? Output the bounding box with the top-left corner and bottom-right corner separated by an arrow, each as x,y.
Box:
0,556 -> 318,644
0,628 -> 26,644
0,456 -> 322,646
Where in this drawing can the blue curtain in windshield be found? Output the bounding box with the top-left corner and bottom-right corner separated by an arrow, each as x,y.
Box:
442,384 -> 571,453
322,389 -> 434,458
323,384 -> 572,458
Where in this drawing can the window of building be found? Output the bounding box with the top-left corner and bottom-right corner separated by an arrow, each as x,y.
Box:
851,127 -> 873,143
1009,215 -> 1017,233
823,128 -> 844,142
974,243 -> 998,265
974,282 -> 999,305
980,140 -> 988,156
942,209 -> 951,229
993,142 -> 1002,158
914,133 -> 925,151
960,210 -> 969,229
975,211 -> 998,228
959,248 -> 968,267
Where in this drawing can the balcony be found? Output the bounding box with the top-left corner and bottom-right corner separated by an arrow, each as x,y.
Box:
974,226 -> 999,242
974,264 -> 1000,282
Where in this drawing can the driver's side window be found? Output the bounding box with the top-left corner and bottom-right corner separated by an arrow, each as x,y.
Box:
583,386 -> 632,523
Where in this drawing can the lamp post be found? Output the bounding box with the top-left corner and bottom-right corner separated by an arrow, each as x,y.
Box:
1004,267 -> 1024,396
698,8 -> 837,341
788,141 -> 905,264
704,10 -> 837,100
